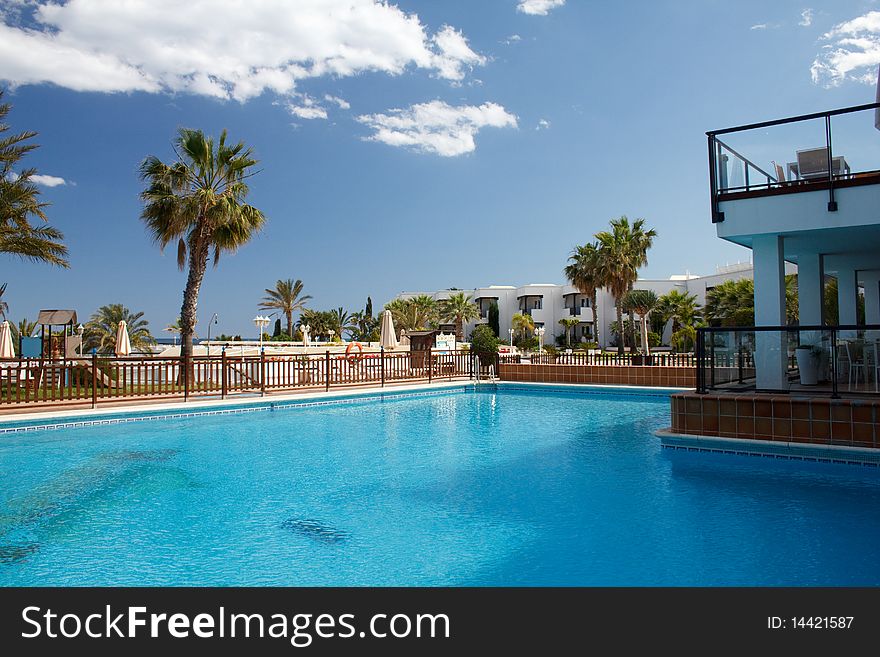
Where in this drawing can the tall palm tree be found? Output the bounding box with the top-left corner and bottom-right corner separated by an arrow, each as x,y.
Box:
623,289 -> 659,356
331,307 -> 355,339
439,292 -> 480,341
9,317 -> 36,346
564,242 -> 602,341
595,216 -> 657,354
140,128 -> 265,364
558,317 -> 579,347
259,279 -> 311,337
0,282 -> 7,320
84,304 -> 155,354
511,312 -> 535,342
0,90 -> 68,267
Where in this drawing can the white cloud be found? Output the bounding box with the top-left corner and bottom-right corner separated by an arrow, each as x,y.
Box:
30,174 -> 67,187
517,0 -> 565,16
750,24 -> 767,31
503,34 -> 522,45
536,118 -> 550,130
811,11 -> 880,86
324,94 -> 351,110
0,1 -> 487,100
430,25 -> 486,81
799,9 -> 813,27
284,95 -> 327,120
356,100 -> 517,157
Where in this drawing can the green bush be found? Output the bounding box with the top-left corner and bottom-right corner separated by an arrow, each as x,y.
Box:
470,325 -> 499,365
515,335 -> 539,351
543,345 -> 559,357
648,331 -> 661,348
577,341 -> 599,350
671,326 -> 696,352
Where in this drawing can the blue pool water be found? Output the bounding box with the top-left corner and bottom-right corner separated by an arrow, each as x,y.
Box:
1,385 -> 879,586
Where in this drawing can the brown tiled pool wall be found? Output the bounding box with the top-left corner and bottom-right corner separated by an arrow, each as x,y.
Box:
498,364 -> 695,387
670,392 -> 880,448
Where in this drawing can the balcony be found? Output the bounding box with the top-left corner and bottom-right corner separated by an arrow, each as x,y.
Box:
708,102 -> 880,225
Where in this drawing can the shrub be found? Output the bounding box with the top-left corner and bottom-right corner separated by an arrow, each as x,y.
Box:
470,325 -> 499,365
671,326 -> 696,352
648,331 -> 661,348
515,335 -> 539,352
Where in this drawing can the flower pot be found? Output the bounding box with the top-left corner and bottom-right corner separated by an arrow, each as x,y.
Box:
795,348 -> 818,386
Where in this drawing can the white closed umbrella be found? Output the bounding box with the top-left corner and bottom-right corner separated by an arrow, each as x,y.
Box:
115,320 -> 132,357
379,310 -> 398,349
0,321 -> 14,358
875,64 -> 880,130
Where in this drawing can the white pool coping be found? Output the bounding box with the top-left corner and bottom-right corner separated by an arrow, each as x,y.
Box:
0,380 -> 472,426
656,428 -> 880,467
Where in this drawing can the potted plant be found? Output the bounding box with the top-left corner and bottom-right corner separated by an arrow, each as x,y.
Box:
795,344 -> 821,385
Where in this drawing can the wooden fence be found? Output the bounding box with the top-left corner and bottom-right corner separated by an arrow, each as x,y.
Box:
0,350 -> 475,409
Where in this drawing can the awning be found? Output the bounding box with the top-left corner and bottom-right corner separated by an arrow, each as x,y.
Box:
36,309 -> 77,326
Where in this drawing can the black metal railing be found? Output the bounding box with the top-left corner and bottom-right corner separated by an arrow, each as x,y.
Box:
707,102 -> 880,222
696,325 -> 880,397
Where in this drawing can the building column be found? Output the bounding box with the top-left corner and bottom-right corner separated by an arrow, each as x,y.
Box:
752,235 -> 788,390
861,272 -> 880,325
837,268 -> 858,326
797,252 -> 824,327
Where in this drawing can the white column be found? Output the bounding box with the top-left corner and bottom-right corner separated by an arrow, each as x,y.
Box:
752,235 -> 788,390
861,272 -> 880,326
837,268 -> 858,326
862,272 -> 880,342
797,252 -> 824,327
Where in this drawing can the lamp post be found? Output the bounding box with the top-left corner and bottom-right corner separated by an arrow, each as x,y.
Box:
206,313 -> 219,357
508,328 -> 514,349
535,326 -> 545,353
76,324 -> 85,356
253,315 -> 270,350
328,329 -> 335,344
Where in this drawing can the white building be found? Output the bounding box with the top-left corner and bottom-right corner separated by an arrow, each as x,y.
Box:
396,261 -> 780,348
709,99 -> 880,390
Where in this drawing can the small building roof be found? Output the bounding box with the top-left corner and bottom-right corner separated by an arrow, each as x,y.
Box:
36,309 -> 77,326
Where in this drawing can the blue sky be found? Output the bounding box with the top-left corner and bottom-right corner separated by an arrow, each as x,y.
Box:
2,0 -> 879,337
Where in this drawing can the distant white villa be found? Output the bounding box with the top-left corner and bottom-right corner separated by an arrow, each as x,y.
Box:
396,261 -> 794,348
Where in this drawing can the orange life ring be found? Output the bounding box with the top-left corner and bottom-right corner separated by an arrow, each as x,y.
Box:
345,342 -> 364,363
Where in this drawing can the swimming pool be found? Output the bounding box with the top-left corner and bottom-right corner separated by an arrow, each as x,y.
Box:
1,384 -> 878,586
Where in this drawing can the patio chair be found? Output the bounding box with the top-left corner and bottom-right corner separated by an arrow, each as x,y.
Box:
844,341 -> 867,390
772,161 -> 787,185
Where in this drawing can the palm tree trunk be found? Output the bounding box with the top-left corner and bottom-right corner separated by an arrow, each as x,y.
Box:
590,290 -> 598,344
178,234 -> 209,383
641,316 -> 650,357
286,311 -> 293,339
455,316 -> 463,342
615,303 -> 624,355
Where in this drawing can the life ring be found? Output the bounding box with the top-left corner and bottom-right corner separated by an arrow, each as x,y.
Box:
345,342 -> 364,363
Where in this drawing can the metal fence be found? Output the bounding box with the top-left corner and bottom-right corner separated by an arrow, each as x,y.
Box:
526,352 -> 696,366
0,349 -> 476,409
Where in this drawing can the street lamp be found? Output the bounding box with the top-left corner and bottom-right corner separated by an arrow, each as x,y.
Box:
508,327 -> 514,349
253,315 -> 270,350
76,324 -> 85,356
206,313 -> 219,357
535,326 -> 546,353
328,329 -> 335,343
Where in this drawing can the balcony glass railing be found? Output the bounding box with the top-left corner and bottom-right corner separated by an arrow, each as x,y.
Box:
696,325 -> 880,397
707,102 -> 880,222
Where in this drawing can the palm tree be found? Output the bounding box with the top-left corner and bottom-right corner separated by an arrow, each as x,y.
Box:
385,296 -> 438,332
595,216 -> 657,354
84,304 -> 155,354
259,279 -> 311,337
558,317 -> 579,347
439,292 -> 480,341
564,242 -> 602,341
704,279 -> 755,327
656,289 -> 699,335
0,282 -> 7,320
330,307 -> 356,339
511,312 -> 535,343
9,317 -> 36,346
623,289 -> 659,356
0,91 -> 68,267
140,128 -> 265,364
